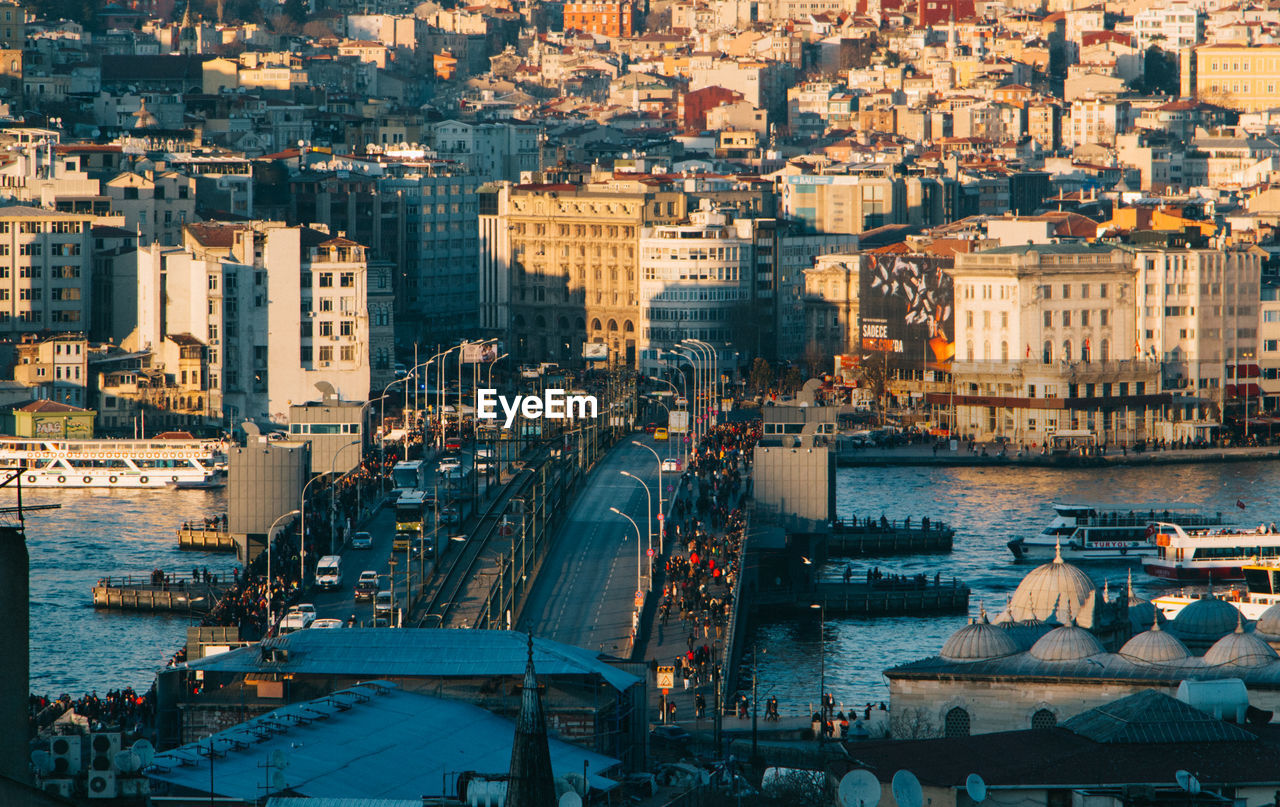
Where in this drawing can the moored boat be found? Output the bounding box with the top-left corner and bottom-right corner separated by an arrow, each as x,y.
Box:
0,437 -> 226,488
1153,561 -> 1280,620
1007,503 -> 1225,562
1143,522 -> 1280,581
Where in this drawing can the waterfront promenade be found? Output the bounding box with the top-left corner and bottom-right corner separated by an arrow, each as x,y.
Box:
841,442 -> 1280,467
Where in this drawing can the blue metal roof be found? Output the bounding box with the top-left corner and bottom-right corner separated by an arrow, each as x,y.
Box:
148,682 -> 621,801
179,628 -> 640,692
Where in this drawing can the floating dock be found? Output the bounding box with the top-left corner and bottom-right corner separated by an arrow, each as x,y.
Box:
826,519 -> 954,556
92,575 -> 223,613
751,579 -> 969,617
177,526 -> 235,552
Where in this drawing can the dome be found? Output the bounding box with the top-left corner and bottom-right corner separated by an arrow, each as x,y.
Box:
1204,623 -> 1279,667
1118,622 -> 1191,663
1028,624 -> 1106,662
941,619 -> 1020,661
1257,603 -> 1280,638
1171,596 -> 1240,642
1007,544 -> 1096,623
999,620 -> 1053,650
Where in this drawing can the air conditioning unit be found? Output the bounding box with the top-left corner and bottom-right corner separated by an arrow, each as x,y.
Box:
42,778 -> 74,798
87,770 -> 116,799
119,777 -> 150,797
319,361 -> 331,367
49,735 -> 81,776
89,733 -> 121,773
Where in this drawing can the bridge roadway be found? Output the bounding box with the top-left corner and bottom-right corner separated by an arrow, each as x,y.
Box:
517,436 -> 668,657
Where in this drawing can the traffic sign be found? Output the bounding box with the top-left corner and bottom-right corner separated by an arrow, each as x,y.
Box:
657,513 -> 664,521
657,666 -> 675,690
647,547 -> 655,557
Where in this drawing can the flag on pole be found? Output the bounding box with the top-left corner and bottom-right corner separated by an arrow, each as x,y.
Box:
1238,499 -> 1247,510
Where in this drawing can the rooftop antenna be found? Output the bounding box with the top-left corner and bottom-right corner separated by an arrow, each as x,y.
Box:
838,769 -> 881,807
1175,770 -> 1201,796
892,770 -> 923,807
965,774 -> 988,804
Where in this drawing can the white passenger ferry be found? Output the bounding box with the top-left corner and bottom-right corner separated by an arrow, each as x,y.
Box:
1153,561 -> 1280,621
0,437 -> 226,488
1007,503 -> 1226,562
1143,522 -> 1280,581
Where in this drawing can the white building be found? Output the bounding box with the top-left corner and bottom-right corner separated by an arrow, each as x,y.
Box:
427,120 -> 540,183
0,206 -> 94,337
1134,1 -> 1203,54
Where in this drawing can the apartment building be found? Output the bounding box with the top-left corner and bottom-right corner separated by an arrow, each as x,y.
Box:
944,243 -> 1159,444
1134,2 -> 1202,54
1185,44 -> 1280,112
104,168 -> 197,246
1131,246 -> 1264,413
777,167 -> 947,235
426,120 -> 541,183
563,0 -> 635,37
478,177 -> 686,366
802,254 -> 860,360
13,334 -> 89,407
0,206 -> 94,338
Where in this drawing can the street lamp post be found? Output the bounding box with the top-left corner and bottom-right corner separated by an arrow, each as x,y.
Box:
631,440 -> 664,552
810,602 -> 825,740
619,470 -> 652,565
265,509 -> 300,633
300,439 -> 361,585
326,440 -> 364,555
609,506 -> 644,598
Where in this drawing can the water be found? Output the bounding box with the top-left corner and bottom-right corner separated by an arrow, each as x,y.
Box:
746,461 -> 1280,715
26,488 -> 229,696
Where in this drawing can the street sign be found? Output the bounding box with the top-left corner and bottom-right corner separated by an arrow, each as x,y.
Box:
656,666 -> 675,690
647,547 -> 655,558
657,513 -> 664,521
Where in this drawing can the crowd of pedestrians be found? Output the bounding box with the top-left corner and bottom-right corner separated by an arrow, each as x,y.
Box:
29,688 -> 154,737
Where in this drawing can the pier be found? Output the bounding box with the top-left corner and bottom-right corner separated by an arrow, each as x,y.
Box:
177,526 -> 235,552
826,518 -> 954,556
92,574 -> 225,614
752,579 -> 970,617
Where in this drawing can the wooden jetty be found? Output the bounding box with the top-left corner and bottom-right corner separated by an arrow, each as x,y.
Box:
177,526 -> 235,552
826,518 -> 954,556
92,575 -> 223,613
752,579 -> 969,617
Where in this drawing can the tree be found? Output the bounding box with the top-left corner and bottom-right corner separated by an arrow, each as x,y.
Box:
302,20 -> 337,39
889,706 -> 937,739
1141,46 -> 1179,96
802,340 -> 828,379
749,357 -> 772,394
282,0 -> 307,24
782,365 -> 805,393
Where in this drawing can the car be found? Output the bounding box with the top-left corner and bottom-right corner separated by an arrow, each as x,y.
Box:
393,531 -> 416,551
444,439 -> 462,451
661,458 -> 682,473
438,455 -> 462,473
643,423 -> 658,434
310,618 -> 345,629
654,428 -> 669,442
374,590 -> 393,619
279,603 -> 317,633
354,570 -> 379,602
650,725 -> 692,745
475,448 -> 494,459
350,531 -> 373,550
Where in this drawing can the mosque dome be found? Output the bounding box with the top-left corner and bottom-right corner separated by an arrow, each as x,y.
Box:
940,618 -> 1020,661
1171,596 -> 1240,642
1257,603 -> 1280,638
1007,544 -> 1096,623
1204,622 -> 1279,667
1029,624 -> 1106,662
1118,622 -> 1191,664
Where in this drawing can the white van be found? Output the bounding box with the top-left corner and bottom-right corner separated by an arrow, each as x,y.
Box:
315,555 -> 343,591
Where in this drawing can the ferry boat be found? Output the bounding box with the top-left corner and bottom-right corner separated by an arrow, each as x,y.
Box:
1007,504 -> 1226,562
1143,522 -> 1280,581
1153,561 -> 1280,620
0,438 -> 226,488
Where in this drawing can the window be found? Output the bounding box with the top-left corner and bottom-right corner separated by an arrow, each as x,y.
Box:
319,272 -> 333,287
1031,709 -> 1057,730
319,321 -> 333,337
318,346 -> 333,362
340,320 -> 354,336
945,707 -> 971,738
1043,341 -> 1053,364
1062,311 -> 1071,327
1062,284 -> 1070,299
1100,310 -> 1108,326
340,345 -> 355,361
340,272 -> 355,287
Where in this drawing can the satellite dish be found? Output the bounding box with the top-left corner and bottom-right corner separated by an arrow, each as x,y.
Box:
1176,771 -> 1201,795
966,774 -> 987,803
131,740 -> 155,766
271,769 -> 287,790
892,770 -> 923,807
30,750 -> 53,775
839,769 -> 881,807
560,793 -> 583,807
269,749 -> 289,770
114,750 -> 141,773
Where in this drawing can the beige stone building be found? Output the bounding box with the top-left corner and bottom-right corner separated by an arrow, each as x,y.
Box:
802,254 -> 860,360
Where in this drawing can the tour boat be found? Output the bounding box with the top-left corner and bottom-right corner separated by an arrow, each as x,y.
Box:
0,438 -> 227,488
1153,561 -> 1280,621
1007,503 -> 1226,562
1143,522 -> 1280,581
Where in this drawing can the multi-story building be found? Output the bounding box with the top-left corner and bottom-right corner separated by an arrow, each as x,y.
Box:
1067,99 -> 1133,148
104,167 -> 197,246
0,206 -> 93,338
1259,278 -> 1280,413
1185,44 -> 1280,112
426,120 -> 541,183
478,177 -> 686,366
13,334 -> 89,407
1134,2 -> 1202,55
944,243 -> 1160,444
803,254 -> 861,360
563,0 -> 635,37
1132,246 -> 1264,415
777,167 -> 948,236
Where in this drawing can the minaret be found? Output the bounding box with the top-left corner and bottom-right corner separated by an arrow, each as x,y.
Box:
947,8 -> 957,59
506,634 -> 556,807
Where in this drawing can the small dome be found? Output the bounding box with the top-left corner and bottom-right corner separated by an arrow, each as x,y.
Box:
1007,544 -> 1097,623
941,619 -> 1020,661
1029,624 -> 1106,662
1257,603 -> 1280,638
999,620 -> 1053,650
1204,623 -> 1279,667
1172,597 -> 1240,642
1119,622 -> 1191,663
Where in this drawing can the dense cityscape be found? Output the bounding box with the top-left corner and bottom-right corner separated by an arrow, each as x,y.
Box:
2,0 -> 1280,803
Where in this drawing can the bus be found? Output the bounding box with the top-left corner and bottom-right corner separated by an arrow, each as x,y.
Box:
394,490 -> 429,550
391,460 -> 427,497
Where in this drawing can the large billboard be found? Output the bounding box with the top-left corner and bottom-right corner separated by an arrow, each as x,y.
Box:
858,254 -> 954,372
461,342 -> 499,363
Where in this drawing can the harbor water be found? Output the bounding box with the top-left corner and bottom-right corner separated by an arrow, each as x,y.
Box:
23,461 -> 1280,710
26,488 -> 228,696
745,461 -> 1280,715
